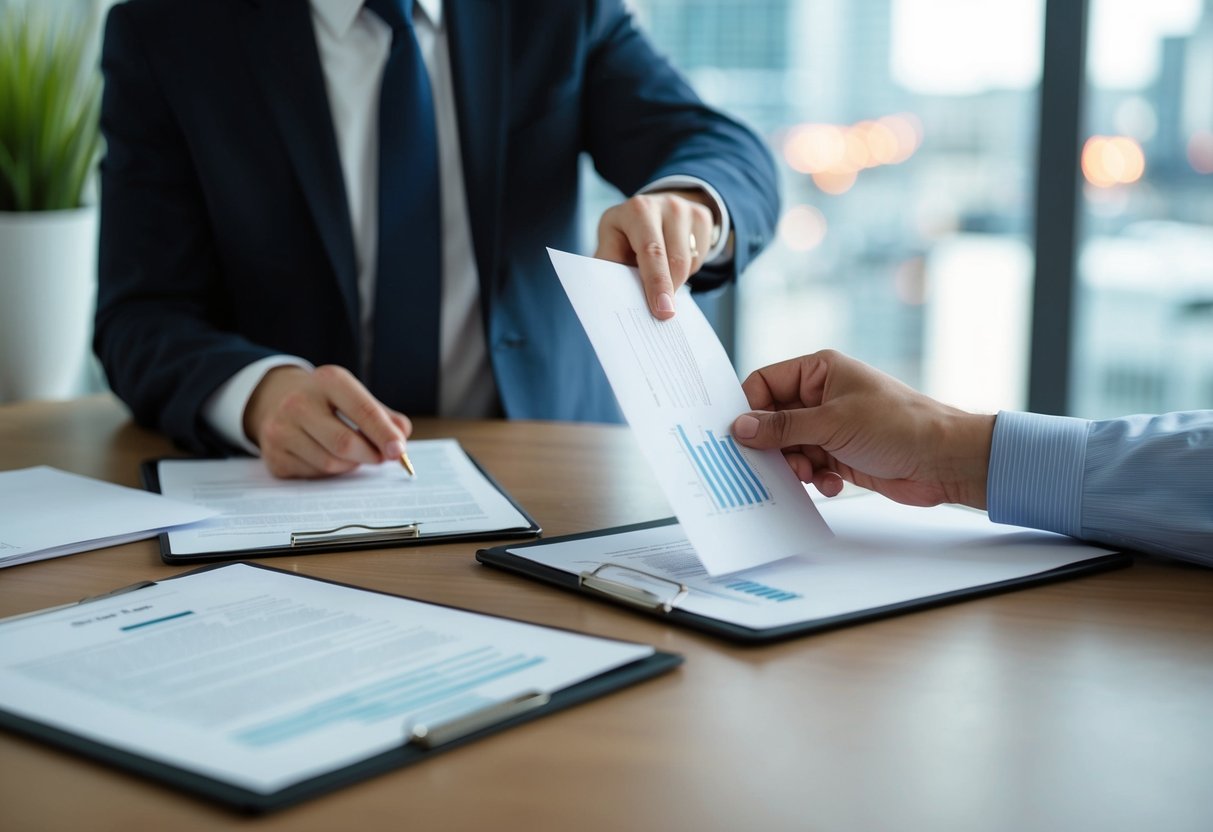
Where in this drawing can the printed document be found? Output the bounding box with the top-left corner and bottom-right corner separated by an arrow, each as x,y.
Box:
0,563 -> 654,794
506,491 -> 1119,630
0,466 -> 216,568
548,248 -> 832,575
157,439 -> 530,554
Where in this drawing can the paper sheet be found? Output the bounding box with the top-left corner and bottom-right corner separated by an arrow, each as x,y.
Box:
548,248 -> 832,575
0,563 -> 653,794
157,439 -> 531,554
0,466 -> 216,568
508,491 -> 1118,630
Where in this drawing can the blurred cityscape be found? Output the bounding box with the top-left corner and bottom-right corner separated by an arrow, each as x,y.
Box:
582,0 -> 1213,417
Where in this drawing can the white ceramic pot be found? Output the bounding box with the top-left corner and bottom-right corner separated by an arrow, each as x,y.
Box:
0,206 -> 99,402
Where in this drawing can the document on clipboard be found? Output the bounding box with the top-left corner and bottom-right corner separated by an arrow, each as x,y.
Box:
478,491 -> 1130,642
143,440 -> 540,563
0,562 -> 679,813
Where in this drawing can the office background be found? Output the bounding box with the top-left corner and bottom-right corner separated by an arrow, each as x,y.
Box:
584,0 -> 1213,420
7,0 -> 1212,420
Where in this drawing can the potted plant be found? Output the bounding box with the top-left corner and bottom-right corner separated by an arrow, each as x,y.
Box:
0,1 -> 103,402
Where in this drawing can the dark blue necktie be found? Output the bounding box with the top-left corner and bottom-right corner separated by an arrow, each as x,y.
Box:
365,0 -> 441,414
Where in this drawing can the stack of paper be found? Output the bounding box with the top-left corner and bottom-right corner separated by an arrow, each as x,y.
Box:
0,466 -> 216,568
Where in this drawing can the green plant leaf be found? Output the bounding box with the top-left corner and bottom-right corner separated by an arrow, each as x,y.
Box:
0,1 -> 103,212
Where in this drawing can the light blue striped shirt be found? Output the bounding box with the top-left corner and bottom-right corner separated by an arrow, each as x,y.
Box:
987,410 -> 1213,566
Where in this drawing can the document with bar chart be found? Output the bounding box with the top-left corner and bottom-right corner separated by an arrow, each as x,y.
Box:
488,492 -> 1123,633
549,249 -> 832,575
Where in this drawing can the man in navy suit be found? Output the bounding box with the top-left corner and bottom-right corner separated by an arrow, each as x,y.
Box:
96,0 -> 778,477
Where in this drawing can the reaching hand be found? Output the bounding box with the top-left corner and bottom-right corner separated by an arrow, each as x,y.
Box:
594,190 -> 718,319
731,350 -> 995,509
243,365 -> 412,478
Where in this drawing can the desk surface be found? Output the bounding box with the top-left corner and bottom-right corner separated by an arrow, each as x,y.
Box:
1,396 -> 1211,832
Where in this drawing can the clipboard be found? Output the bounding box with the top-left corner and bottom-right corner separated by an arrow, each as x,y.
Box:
0,562 -> 682,814
140,450 -> 541,564
477,516 -> 1133,644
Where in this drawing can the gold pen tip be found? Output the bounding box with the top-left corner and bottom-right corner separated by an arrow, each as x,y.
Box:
400,452 -> 416,477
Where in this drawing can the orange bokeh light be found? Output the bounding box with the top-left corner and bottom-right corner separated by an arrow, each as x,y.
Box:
856,120 -> 900,165
812,169 -> 858,195
784,124 -> 846,174
1082,135 -> 1145,187
778,205 -> 828,252
784,113 -> 922,194
878,113 -> 921,163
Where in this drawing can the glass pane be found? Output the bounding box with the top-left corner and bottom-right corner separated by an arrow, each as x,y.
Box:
1073,0 -> 1213,418
582,0 -> 1045,413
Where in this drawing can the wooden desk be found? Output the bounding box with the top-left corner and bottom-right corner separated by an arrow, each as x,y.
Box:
1,396 -> 1211,832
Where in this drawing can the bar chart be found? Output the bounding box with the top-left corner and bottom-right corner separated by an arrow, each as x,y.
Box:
675,424 -> 771,512
717,577 -> 802,603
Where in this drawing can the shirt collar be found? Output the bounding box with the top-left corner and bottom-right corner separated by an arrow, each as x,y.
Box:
311,0 -> 442,38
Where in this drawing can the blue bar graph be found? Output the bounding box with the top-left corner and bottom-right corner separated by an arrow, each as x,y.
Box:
676,425 -> 771,511
720,579 -> 801,603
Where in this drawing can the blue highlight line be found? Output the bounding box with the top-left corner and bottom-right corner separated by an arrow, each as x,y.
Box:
676,424 -> 772,511
233,648 -> 547,747
120,611 -> 194,631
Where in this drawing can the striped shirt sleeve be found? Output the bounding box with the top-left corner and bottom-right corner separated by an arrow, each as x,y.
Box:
987,410 -> 1213,566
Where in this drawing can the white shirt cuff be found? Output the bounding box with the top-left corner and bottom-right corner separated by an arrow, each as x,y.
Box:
640,175 -> 733,265
201,355 -> 315,455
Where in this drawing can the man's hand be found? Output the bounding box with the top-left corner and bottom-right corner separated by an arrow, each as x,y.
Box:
594,190 -> 718,320
243,365 -> 413,478
731,350 -> 995,509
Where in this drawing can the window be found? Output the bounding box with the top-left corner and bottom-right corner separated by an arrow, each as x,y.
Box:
582,0 -> 1213,419
1073,0 -> 1213,417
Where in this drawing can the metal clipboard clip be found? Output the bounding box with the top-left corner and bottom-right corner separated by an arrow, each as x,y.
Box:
578,563 -> 688,613
405,690 -> 552,750
290,522 -> 422,549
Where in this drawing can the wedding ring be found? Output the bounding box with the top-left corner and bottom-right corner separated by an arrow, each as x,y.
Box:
689,232 -> 700,260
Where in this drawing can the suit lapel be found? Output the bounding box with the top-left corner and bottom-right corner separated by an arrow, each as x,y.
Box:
447,0 -> 508,303
238,0 -> 360,340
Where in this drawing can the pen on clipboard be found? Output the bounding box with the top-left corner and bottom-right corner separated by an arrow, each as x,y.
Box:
386,438 -> 416,477
336,410 -> 416,477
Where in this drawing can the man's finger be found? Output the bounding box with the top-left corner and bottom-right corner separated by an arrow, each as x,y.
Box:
263,434 -> 356,479
688,206 -> 714,275
313,365 -> 409,461
600,198 -> 676,319
660,200 -> 695,291
732,408 -> 831,451
741,353 -> 833,410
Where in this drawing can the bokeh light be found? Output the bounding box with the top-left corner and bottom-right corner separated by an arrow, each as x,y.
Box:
1188,130 -> 1213,174
783,113 -> 923,195
778,205 -> 828,252
1081,135 -> 1145,187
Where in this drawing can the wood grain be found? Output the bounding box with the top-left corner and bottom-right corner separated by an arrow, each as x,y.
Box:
1,396 -> 1210,832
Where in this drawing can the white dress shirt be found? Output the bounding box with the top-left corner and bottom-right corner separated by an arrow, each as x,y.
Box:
203,0 -> 729,453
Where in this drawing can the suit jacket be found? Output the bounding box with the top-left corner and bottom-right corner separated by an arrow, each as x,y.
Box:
96,0 -> 779,454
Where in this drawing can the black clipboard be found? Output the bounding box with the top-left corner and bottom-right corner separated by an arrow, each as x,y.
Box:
477,517 -> 1133,644
141,454 -> 541,564
0,561 -> 682,813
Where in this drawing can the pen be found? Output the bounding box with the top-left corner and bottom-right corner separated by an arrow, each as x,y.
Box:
336,409 -> 414,475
